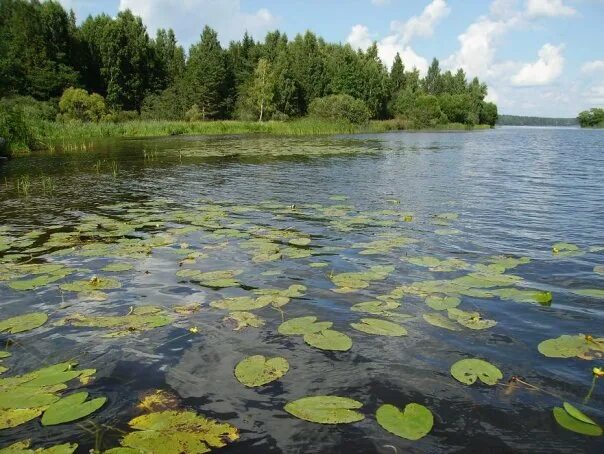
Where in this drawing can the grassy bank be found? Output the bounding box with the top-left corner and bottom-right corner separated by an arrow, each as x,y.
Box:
8,118 -> 491,155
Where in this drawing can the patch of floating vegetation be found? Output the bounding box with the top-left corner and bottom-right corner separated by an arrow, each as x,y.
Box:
1,196 -> 603,447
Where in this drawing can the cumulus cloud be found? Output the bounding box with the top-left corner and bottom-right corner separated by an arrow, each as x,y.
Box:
581,60 -> 604,74
511,43 -> 565,86
118,0 -> 278,46
525,0 -> 576,18
346,0 -> 449,72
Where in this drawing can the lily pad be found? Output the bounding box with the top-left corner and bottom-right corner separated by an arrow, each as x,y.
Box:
376,403 -> 433,440
234,355 -> 289,387
538,334 -> 604,360
210,297 -> 269,312
491,288 -> 552,305
111,410 -> 239,454
0,408 -> 43,430
304,330 -> 352,351
41,392 -> 106,426
0,313 -> 48,334
425,296 -> 461,311
563,402 -> 599,426
350,318 -> 407,337
61,306 -> 171,336
0,440 -> 77,453
60,277 -> 121,293
423,313 -> 462,331
553,405 -> 602,436
278,317 -> 332,336
450,358 -> 503,385
224,312 -> 265,331
572,289 -> 604,299
552,242 -> 582,257
284,396 -> 364,424
351,301 -> 400,315
448,308 -> 497,330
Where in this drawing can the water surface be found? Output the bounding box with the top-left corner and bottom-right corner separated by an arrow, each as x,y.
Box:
1,127 -> 603,453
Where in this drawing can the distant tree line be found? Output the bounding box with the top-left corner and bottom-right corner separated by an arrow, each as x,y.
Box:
0,0 -> 497,128
497,115 -> 578,127
577,108 -> 604,128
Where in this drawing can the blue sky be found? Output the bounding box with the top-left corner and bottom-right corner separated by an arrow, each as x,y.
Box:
59,0 -> 604,117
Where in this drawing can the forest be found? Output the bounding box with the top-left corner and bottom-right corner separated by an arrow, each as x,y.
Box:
497,115 -> 578,127
0,0 -> 498,154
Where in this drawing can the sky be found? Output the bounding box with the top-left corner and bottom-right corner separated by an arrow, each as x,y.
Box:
58,0 -> 604,117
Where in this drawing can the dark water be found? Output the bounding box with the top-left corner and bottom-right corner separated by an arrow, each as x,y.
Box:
1,126 -> 603,453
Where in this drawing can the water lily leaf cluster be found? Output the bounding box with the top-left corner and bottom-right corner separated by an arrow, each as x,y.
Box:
224,312 -> 265,331
176,269 -> 241,288
106,410 -> 239,454
331,265 -> 394,293
0,440 -> 78,453
0,362 -> 100,430
538,335 -> 604,360
553,402 -> 602,436
350,318 -> 407,337
450,359 -> 503,385
278,316 -> 352,351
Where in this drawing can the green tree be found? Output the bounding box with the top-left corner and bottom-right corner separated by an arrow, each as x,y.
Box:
578,108 -> 604,127
479,101 -> 498,127
239,58 -> 276,121
185,26 -> 227,119
411,95 -> 447,128
390,53 -> 406,94
423,58 -> 442,95
153,28 -> 185,89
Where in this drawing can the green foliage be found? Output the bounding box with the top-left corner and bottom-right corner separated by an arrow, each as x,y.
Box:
0,102 -> 37,153
450,358 -> 503,385
578,108 -> 604,128
284,396 -> 364,424
41,392 -> 106,426
553,404 -> 603,436
376,403 -> 434,440
234,355 -> 289,387
411,95 -> 448,128
308,94 -> 371,124
58,87 -> 107,122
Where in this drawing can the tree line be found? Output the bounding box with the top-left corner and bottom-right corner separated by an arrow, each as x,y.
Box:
0,0 -> 497,127
497,115 -> 578,127
577,108 -> 604,128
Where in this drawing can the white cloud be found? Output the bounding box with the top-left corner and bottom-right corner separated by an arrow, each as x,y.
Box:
118,0 -> 278,46
391,0 -> 451,45
586,82 -> 604,103
511,43 -> 565,86
525,0 -> 576,18
581,60 -> 604,74
346,0 -> 449,73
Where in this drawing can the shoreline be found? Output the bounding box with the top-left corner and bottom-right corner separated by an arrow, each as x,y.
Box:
10,119 -> 492,155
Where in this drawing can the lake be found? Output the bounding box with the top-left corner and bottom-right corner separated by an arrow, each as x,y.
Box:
0,126 -> 603,453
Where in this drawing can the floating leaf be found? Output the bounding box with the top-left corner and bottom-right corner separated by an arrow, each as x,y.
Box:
490,288 -> 552,305
0,440 -> 77,453
289,238 -> 311,247
0,386 -> 59,409
425,296 -> 460,311
61,306 -> 171,336
552,242 -> 582,257
0,408 -> 43,430
304,330 -> 352,351
572,289 -> 604,299
450,358 -> 503,385
137,390 -> 179,413
284,396 -> 364,424
351,301 -> 400,315
112,410 -> 239,454
224,312 -> 264,331
563,402 -> 598,426
350,318 -> 407,337
553,406 -> 602,436
234,355 -> 289,387
278,317 -> 332,336
538,335 -> 604,360
8,275 -> 65,291
423,313 -> 461,331
60,277 -> 121,293
448,308 -> 497,330
41,392 -> 106,426
376,403 -> 433,440
0,313 -> 48,334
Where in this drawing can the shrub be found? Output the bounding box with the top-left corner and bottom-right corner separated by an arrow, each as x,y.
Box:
185,104 -> 203,122
578,108 -> 604,128
116,110 -> 140,122
141,86 -> 188,121
0,103 -> 37,154
479,101 -> 498,127
308,94 -> 371,124
411,95 -> 448,128
58,87 -> 108,122
0,96 -> 57,122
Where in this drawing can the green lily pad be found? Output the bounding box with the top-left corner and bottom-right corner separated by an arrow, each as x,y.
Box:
111,410 -> 239,454
0,441 -> 78,453
423,313 -> 462,331
376,403 -> 433,440
448,308 -> 497,330
60,277 -> 121,293
224,312 -> 265,331
572,289 -> 604,299
0,313 -> 48,334
350,319 -> 407,337
563,402 -> 598,426
278,317 -> 332,336
351,301 -> 400,315
41,392 -> 106,426
450,358 -> 503,385
0,386 -> 60,409
552,242 -> 582,257
289,238 -> 311,247
491,288 -> 553,305
234,355 -> 289,387
538,334 -> 604,360
425,296 -> 461,311
8,275 -> 65,291
0,408 -> 43,430
304,330 -> 352,351
284,396 -> 364,424
553,406 -> 602,436
61,306 -> 171,336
